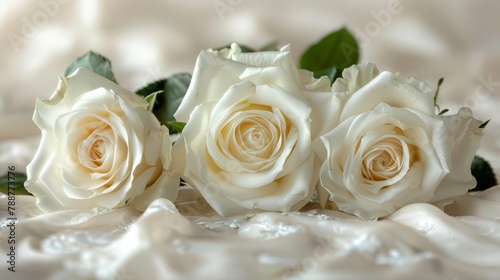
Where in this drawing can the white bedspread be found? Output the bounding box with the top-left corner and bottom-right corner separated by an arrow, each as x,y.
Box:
1,1 -> 499,279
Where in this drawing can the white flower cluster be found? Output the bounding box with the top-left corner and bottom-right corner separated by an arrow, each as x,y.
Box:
25,44 -> 484,220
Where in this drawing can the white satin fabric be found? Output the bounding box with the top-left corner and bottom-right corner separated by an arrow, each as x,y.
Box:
1,187 -> 500,280
1,1 -> 500,279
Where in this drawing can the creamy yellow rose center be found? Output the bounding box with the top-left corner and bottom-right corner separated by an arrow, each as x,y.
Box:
78,123 -> 115,170
357,127 -> 419,186
214,103 -> 291,172
58,109 -> 133,194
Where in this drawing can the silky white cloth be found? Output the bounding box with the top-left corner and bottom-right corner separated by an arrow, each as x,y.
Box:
1,1 -> 500,279
1,187 -> 500,280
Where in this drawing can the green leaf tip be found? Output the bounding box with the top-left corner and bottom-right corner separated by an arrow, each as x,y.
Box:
434,78 -> 444,105
438,109 -> 449,115
65,51 -> 117,83
300,27 -> 359,81
145,90 -> 164,112
313,67 -> 337,83
470,155 -> 498,191
258,42 -> 279,52
162,121 -> 187,135
479,119 -> 490,129
437,77 -> 444,86
0,172 -> 31,196
136,73 -> 191,132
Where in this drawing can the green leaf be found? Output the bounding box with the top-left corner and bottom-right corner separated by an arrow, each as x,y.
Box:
65,51 -> 117,83
0,172 -> 31,196
236,44 -> 254,53
161,73 -> 191,121
313,66 -> 337,82
434,78 -> 447,115
258,42 -> 279,52
300,27 -> 359,80
438,109 -> 449,115
144,90 -> 163,112
434,78 -> 444,105
470,155 -> 497,191
479,119 -> 490,129
162,121 -> 187,134
136,73 -> 191,124
136,79 -> 166,97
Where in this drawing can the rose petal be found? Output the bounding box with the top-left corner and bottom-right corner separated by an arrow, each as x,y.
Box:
432,107 -> 483,202
332,62 -> 380,95
174,51 -> 250,122
339,72 -> 435,122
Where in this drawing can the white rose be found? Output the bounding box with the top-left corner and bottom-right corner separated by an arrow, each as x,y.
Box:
316,64 -> 484,219
173,44 -> 329,217
25,67 -> 179,212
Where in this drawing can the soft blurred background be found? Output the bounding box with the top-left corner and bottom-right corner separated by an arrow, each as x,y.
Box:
1,0 -> 499,177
